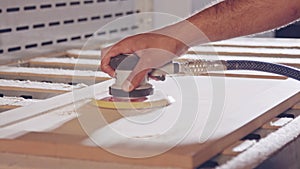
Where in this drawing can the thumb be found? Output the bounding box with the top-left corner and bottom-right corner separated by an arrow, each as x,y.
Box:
122,67 -> 151,92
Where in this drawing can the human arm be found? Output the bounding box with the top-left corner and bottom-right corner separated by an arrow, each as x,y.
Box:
101,0 -> 300,92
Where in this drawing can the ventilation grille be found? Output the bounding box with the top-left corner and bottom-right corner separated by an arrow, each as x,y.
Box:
0,0 -> 143,56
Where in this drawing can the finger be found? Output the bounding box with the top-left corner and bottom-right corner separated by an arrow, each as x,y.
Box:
122,68 -> 151,92
101,64 -> 116,77
100,45 -> 132,77
100,47 -> 109,59
100,59 -> 115,77
101,47 -> 120,77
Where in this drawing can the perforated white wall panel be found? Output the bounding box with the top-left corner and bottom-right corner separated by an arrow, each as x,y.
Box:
0,0 -> 149,61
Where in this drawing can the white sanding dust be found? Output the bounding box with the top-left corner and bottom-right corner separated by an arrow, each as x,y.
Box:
270,117 -> 293,127
0,66 -> 109,78
232,140 -> 257,152
218,116 -> 300,169
0,79 -> 87,91
66,49 -> 101,57
0,96 -> 39,107
30,57 -> 100,65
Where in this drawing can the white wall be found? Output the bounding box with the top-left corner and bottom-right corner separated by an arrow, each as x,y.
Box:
192,0 -> 215,13
152,0 -> 214,17
152,0 -> 274,37
153,0 -> 192,18
152,0 -> 192,28
152,0 -> 214,28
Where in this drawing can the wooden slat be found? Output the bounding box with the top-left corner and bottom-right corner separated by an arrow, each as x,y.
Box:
0,96 -> 39,110
0,153 -> 168,169
179,54 -> 300,68
29,57 -> 100,70
0,79 -> 85,95
0,80 -> 84,93
66,49 -> 101,59
217,113 -> 300,169
222,140 -> 256,156
198,72 -> 286,80
293,102 -> 300,109
188,46 -> 300,58
0,132 -> 191,169
209,38 -> 300,49
0,85 -> 64,94
0,66 -> 110,85
262,117 -> 293,130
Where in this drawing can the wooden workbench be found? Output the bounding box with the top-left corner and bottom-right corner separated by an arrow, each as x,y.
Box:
0,37 -> 299,169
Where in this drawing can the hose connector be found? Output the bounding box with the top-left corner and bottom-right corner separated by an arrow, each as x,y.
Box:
178,59 -> 226,75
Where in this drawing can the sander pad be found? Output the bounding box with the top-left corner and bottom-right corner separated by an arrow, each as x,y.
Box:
93,94 -> 173,110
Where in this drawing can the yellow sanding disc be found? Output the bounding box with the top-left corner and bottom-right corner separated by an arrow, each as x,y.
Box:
92,96 -> 173,110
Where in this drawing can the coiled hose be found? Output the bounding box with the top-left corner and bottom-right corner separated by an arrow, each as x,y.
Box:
180,60 -> 300,81
225,60 -> 300,81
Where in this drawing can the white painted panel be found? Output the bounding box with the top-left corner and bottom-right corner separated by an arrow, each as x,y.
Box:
0,0 -> 147,57
152,0 -> 192,28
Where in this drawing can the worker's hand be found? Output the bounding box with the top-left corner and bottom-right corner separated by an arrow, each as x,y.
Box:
101,33 -> 188,92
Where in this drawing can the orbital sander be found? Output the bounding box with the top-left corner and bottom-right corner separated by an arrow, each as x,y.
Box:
95,53 -> 300,110
94,53 -> 179,109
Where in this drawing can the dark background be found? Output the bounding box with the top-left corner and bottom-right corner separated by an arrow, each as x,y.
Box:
275,21 -> 300,38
